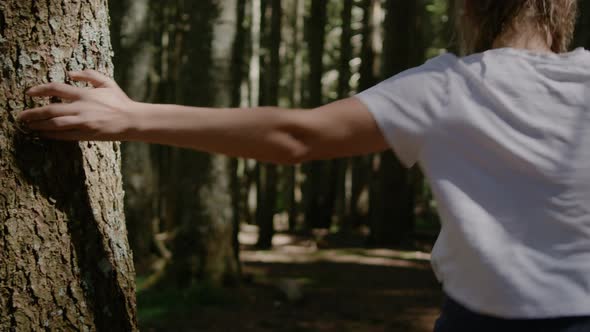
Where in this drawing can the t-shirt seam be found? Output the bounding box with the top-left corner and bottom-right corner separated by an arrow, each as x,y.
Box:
419,55 -> 453,165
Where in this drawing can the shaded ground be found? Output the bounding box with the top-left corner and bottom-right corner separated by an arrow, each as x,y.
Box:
140,226 -> 443,332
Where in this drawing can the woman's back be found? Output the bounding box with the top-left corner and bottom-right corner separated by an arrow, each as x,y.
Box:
357,47 -> 590,318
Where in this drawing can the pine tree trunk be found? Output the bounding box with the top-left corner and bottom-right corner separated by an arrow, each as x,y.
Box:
348,0 -> 381,228
574,0 -> 590,48
163,0 -> 240,286
451,0 -> 463,54
303,0 -> 332,230
0,0 -> 137,330
335,0 -> 354,233
256,0 -> 281,249
110,0 -> 158,274
368,0 -> 422,246
230,0 -> 248,274
286,0 -> 305,232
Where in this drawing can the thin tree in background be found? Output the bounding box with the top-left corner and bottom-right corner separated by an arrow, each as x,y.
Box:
335,0 -> 355,233
303,0 -> 332,230
111,0 -> 159,274
256,0 -> 282,249
247,0 -> 263,235
150,0 -> 182,274
230,0 -> 248,273
445,0 -> 461,54
286,0 -> 306,232
574,0 -> 590,48
368,0 -> 426,246
349,0 -> 382,229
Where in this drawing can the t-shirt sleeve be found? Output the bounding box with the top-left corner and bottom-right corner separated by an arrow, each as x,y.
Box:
355,53 -> 454,167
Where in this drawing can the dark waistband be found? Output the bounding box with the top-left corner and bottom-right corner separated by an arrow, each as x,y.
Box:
435,293 -> 590,332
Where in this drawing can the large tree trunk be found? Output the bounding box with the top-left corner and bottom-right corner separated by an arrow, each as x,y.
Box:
163,0 -> 240,287
0,0 -> 137,330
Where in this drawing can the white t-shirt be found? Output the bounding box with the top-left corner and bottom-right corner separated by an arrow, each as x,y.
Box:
355,47 -> 590,319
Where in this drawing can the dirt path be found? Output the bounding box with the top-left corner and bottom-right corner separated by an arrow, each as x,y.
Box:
140,229 -> 442,332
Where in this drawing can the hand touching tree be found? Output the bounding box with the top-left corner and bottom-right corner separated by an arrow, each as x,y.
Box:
20,70 -> 137,141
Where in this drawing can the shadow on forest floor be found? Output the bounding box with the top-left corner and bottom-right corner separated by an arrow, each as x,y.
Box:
139,225 -> 443,332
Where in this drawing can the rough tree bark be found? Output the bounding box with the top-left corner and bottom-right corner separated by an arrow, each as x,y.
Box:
0,0 -> 137,330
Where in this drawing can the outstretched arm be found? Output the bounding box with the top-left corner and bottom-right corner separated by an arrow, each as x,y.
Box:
18,70 -> 388,164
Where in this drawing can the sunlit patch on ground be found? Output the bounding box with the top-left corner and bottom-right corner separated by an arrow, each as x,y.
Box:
140,224 -> 442,332
240,223 -> 432,269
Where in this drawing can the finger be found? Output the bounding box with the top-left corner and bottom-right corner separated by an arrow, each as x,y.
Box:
27,116 -> 82,132
69,69 -> 115,88
40,130 -> 90,141
18,103 -> 79,122
26,82 -> 84,100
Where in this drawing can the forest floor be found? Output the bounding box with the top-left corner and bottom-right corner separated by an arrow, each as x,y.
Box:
139,225 -> 443,332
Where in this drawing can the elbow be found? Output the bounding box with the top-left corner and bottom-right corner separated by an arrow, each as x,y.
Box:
264,112 -> 316,165
279,147 -> 309,166
267,131 -> 311,166
273,143 -> 310,166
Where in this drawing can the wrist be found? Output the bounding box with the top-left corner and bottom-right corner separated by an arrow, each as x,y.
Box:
121,101 -> 150,141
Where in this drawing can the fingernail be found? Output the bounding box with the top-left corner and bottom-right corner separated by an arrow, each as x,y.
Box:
25,87 -> 35,95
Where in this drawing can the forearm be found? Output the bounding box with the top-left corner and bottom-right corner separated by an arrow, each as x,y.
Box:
126,103 -> 310,164
19,71 -> 386,162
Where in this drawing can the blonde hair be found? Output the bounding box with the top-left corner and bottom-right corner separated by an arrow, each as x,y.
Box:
457,0 -> 578,54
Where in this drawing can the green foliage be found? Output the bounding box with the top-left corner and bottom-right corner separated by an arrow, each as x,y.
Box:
137,280 -> 238,323
425,0 -> 453,57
